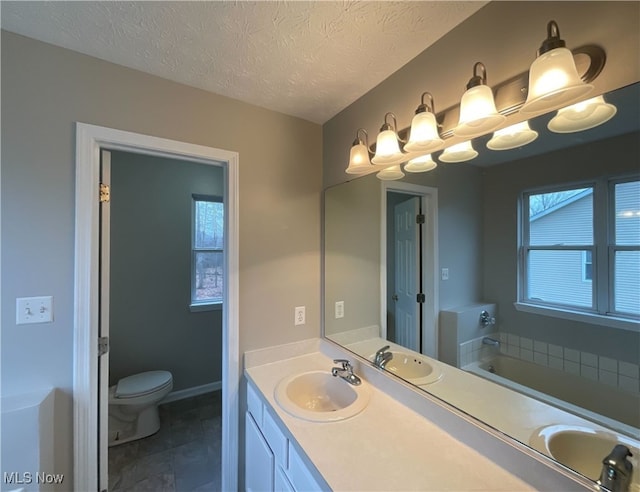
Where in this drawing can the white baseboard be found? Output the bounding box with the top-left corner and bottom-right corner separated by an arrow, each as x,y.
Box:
162,381 -> 222,403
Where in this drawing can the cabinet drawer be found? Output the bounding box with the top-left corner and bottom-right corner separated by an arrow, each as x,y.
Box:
263,408 -> 288,469
247,381 -> 263,425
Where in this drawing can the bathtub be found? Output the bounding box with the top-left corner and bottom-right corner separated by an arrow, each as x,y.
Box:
464,355 -> 640,437
1,388 -> 57,492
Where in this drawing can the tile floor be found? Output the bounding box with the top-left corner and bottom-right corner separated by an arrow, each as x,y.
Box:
109,391 -> 222,492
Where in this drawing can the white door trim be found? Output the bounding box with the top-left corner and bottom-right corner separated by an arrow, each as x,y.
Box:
73,122 -> 240,491
380,181 -> 439,358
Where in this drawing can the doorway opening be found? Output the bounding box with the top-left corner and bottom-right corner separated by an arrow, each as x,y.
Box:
380,182 -> 438,358
73,123 -> 239,491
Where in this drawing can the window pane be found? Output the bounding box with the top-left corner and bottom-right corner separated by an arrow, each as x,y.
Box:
614,250 -> 640,316
194,251 -> 223,302
195,201 -> 224,249
615,181 -> 640,246
529,188 -> 592,246
527,250 -> 592,308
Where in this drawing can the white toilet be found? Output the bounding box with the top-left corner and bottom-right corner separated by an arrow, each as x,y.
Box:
108,370 -> 173,447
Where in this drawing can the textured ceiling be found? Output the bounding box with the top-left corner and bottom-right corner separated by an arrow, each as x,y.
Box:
0,1 -> 486,123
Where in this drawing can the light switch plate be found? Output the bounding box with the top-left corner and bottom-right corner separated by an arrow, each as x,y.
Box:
335,301 -> 344,319
16,296 -> 54,324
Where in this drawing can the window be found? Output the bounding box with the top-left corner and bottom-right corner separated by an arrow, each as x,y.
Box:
582,250 -> 593,282
191,195 -> 224,309
520,177 -> 639,321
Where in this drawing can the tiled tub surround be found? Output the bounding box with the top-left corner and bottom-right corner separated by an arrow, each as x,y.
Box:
459,332 -> 640,435
495,332 -> 640,395
245,338 -> 603,491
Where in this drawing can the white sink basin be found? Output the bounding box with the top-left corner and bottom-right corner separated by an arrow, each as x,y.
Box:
371,351 -> 443,385
530,425 -> 639,485
274,371 -> 370,422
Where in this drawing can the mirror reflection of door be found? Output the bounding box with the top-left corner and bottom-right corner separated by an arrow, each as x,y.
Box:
388,194 -> 422,352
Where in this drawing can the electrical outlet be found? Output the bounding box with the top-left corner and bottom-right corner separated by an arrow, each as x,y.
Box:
441,268 -> 449,281
335,301 -> 344,319
294,306 -> 306,326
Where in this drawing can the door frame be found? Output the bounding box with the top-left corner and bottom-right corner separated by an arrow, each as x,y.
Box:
73,122 -> 240,491
380,181 -> 438,358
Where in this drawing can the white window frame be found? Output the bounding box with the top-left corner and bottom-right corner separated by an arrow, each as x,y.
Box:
190,194 -> 224,311
516,175 -> 640,332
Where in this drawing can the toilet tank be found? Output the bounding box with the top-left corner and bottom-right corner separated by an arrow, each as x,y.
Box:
1,388 -> 56,492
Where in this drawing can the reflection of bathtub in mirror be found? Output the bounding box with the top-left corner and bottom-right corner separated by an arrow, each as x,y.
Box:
464,354 -> 639,437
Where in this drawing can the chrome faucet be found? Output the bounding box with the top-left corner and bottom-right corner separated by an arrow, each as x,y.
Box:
599,444 -> 633,492
331,359 -> 362,386
482,337 -> 500,347
373,345 -> 393,369
479,310 -> 496,327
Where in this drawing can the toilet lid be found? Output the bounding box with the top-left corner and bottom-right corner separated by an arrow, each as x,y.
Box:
115,370 -> 172,398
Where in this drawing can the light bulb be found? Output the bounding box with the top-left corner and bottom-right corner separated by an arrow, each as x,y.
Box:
454,63 -> 505,138
521,21 -> 593,114
372,113 -> 405,166
487,121 -> 539,151
376,164 -> 405,181
439,141 -> 478,163
405,93 -> 444,153
404,154 -> 437,173
547,96 -> 617,133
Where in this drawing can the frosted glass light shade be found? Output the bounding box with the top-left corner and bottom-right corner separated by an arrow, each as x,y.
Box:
404,112 -> 444,153
521,47 -> 593,114
376,164 -> 405,181
346,143 -> 372,174
439,141 -> 478,163
487,121 -> 539,151
404,154 -> 437,173
547,96 -> 617,133
371,129 -> 404,166
454,85 -> 505,138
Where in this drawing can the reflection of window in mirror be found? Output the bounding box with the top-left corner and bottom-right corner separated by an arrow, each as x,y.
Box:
521,177 -> 640,319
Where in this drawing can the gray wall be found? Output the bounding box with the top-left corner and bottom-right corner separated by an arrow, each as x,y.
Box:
1,31 -> 321,486
109,151 -> 224,391
323,162 -> 484,337
482,131 -> 640,363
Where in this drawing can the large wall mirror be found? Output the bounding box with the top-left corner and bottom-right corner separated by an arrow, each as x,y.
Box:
323,82 -> 640,486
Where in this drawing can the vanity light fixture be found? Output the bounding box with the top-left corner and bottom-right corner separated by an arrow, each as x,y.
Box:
487,121 -> 539,151
344,19 -> 608,177
346,129 -> 374,174
547,95 -> 617,133
404,92 -> 444,153
520,21 -> 594,115
371,112 -> 405,166
439,140 -> 478,163
376,164 -> 405,181
453,62 -> 505,138
404,154 -> 437,173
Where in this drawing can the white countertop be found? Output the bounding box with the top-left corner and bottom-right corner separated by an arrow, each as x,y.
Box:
244,339 -> 592,491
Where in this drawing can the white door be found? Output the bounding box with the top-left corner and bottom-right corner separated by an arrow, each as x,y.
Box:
393,197 -> 421,352
98,149 -> 111,492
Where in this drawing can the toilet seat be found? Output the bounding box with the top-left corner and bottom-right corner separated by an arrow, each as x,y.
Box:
114,370 -> 173,399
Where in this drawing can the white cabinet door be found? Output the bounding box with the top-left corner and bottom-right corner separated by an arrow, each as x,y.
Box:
246,412 -> 274,492
274,466 -> 295,492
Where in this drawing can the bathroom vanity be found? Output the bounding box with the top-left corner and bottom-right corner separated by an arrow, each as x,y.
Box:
244,338 -> 601,491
